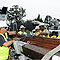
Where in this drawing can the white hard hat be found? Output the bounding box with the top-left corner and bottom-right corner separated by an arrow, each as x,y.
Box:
35,26 -> 39,30
32,29 -> 36,33
20,25 -> 25,30
52,55 -> 60,60
0,21 -> 7,28
39,23 -> 45,26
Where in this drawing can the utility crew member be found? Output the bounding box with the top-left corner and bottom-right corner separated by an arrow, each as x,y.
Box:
0,21 -> 15,60
18,25 -> 27,36
39,23 -> 49,37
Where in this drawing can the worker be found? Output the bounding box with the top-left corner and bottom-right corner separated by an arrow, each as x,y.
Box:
34,26 -> 40,36
18,25 -> 27,36
0,21 -> 15,60
39,23 -> 49,37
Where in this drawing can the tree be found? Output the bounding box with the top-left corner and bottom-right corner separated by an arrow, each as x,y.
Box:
24,20 -> 38,31
49,18 -> 59,26
39,18 -> 43,22
44,15 -> 52,23
57,19 -> 60,22
7,5 -> 26,31
35,14 -> 43,22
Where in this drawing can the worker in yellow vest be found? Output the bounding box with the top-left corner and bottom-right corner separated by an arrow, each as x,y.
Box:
39,23 -> 49,37
18,25 -> 27,36
0,21 -> 15,60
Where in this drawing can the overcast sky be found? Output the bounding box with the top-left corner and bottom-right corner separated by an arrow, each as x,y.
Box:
0,0 -> 60,20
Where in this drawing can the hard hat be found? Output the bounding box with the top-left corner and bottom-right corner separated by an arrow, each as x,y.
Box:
20,25 -> 25,30
0,21 -> 8,28
32,29 -> 36,33
52,55 -> 60,60
35,26 -> 39,30
39,23 -> 45,26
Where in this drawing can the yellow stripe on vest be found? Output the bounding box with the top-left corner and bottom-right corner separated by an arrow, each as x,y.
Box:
0,33 -> 7,41
5,32 -> 8,39
40,29 -> 46,37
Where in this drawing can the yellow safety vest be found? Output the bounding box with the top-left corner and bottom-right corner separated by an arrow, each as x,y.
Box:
40,29 -> 49,37
5,32 -> 8,39
18,31 -> 27,35
0,33 -> 9,60
40,29 -> 46,37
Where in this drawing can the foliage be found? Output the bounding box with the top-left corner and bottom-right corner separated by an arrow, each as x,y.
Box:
24,20 -> 38,31
35,14 -> 43,22
49,18 -> 59,26
7,5 -> 26,31
44,15 -> 52,23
